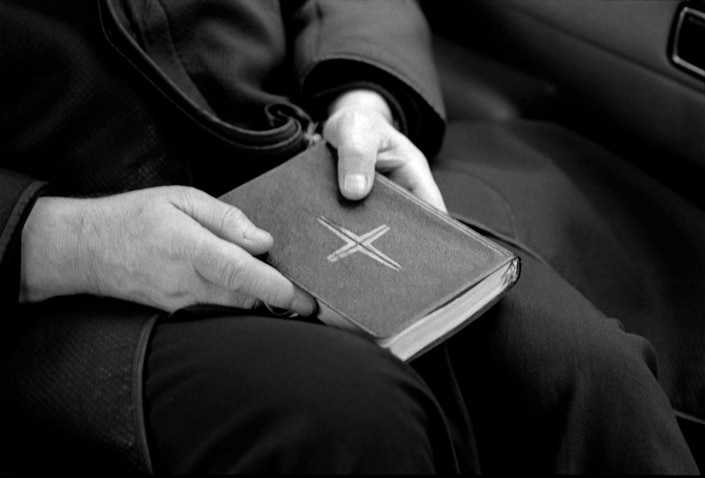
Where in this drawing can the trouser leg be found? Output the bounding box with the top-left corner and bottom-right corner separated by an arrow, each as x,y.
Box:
446,244 -> 699,474
143,311 -> 465,474
433,121 -> 705,429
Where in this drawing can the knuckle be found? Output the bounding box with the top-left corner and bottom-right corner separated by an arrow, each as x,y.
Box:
191,235 -> 214,266
171,186 -> 201,214
339,137 -> 368,157
219,206 -> 248,233
193,240 -> 247,290
219,257 -> 247,290
340,108 -> 367,124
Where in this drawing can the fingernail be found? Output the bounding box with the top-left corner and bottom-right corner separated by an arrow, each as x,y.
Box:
344,174 -> 367,196
292,290 -> 317,317
264,303 -> 294,317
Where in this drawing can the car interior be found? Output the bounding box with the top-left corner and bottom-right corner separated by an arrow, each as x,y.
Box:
420,0 -> 704,469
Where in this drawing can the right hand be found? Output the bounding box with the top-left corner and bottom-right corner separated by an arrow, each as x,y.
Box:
20,186 -> 316,315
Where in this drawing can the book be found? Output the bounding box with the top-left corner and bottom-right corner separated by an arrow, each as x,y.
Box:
219,142 -> 520,361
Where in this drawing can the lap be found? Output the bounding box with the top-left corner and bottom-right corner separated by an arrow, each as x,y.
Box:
0,303 -> 461,473
144,309 -> 465,473
433,119 -> 705,422
0,246 -> 696,473
445,242 -> 696,473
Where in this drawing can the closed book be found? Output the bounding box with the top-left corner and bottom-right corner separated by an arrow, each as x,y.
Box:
219,142 -> 520,361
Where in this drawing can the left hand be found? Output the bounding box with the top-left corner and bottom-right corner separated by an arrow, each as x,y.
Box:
322,89 -> 447,212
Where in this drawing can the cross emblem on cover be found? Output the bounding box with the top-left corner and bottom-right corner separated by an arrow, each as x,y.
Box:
317,216 -> 402,271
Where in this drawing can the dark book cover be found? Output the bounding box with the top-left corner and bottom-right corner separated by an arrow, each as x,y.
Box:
219,142 -> 520,360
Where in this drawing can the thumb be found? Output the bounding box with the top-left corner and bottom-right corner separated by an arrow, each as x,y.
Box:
337,139 -> 378,200
324,112 -> 381,201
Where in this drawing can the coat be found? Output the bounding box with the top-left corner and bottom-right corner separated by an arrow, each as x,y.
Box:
0,0 -> 445,472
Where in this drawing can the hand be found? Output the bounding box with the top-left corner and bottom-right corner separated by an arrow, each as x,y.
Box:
20,186 -> 317,315
322,89 -> 447,212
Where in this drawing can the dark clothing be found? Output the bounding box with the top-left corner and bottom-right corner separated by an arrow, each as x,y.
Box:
0,0 -> 445,472
137,243 -> 695,475
433,120 -> 705,425
0,0 -> 444,288
0,0 -> 700,474
1,241 -> 697,474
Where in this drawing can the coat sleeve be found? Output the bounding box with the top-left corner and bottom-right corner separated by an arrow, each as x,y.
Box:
285,0 -> 446,156
0,168 -> 48,318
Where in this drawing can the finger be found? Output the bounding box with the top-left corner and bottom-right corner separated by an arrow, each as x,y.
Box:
327,112 -> 380,200
376,136 -> 448,212
175,188 -> 273,255
193,235 -> 317,316
409,175 -> 447,213
200,283 -> 316,319
393,161 -> 447,213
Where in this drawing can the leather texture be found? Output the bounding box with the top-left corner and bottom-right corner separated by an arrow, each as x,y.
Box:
492,0 -> 700,88
468,0 -> 705,197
